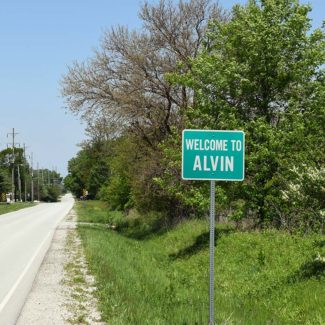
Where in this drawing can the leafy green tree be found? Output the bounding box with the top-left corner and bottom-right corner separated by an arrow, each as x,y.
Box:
64,140 -> 111,199
0,147 -> 30,201
64,152 -> 91,198
41,184 -> 61,202
168,0 -> 324,228
63,0 -> 324,232
0,168 -> 11,194
97,136 -> 133,210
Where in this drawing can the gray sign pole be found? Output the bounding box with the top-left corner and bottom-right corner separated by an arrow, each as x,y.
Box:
209,180 -> 215,325
182,129 -> 245,324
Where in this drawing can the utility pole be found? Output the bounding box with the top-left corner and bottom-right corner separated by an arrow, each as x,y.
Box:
37,162 -> 40,201
17,163 -> 22,201
23,144 -> 28,202
7,128 -> 19,202
31,153 -> 34,202
41,168 -> 44,186
17,143 -> 22,202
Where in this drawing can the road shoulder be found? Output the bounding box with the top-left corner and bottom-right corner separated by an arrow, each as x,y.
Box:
17,209 -> 105,325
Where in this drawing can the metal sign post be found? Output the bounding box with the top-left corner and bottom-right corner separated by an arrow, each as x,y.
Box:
209,180 -> 215,325
181,129 -> 245,324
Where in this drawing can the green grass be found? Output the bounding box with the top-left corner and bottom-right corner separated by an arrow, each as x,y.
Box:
0,202 -> 35,215
76,200 -> 111,223
75,201 -> 325,325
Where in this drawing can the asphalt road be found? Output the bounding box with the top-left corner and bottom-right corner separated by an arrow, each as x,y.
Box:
0,194 -> 74,325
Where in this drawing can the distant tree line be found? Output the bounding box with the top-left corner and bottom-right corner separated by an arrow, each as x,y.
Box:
62,0 -> 324,233
0,147 -> 63,202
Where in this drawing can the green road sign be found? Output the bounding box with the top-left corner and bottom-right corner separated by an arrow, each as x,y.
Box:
182,129 -> 245,181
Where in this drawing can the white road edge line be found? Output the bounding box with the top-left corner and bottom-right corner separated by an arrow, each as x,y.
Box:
0,231 -> 52,313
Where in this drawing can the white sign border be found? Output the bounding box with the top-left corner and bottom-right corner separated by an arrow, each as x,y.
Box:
181,129 -> 245,181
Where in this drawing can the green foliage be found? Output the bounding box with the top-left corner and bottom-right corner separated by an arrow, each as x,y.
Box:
0,147 -> 30,200
64,151 -> 91,198
75,200 -> 110,224
0,202 -> 35,215
64,141 -> 110,199
33,169 -> 63,202
228,199 -> 246,223
98,135 -> 177,214
107,210 -> 125,227
153,131 -> 209,218
0,168 -> 11,193
170,0 -> 325,230
110,209 -> 170,239
77,207 -> 325,324
98,174 -> 130,210
41,185 -> 61,202
190,0 -> 323,123
97,137 -> 134,210
75,200 -> 169,239
66,0 -> 324,232
65,2 -> 325,324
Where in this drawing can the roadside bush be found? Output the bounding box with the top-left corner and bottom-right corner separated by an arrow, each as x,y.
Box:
107,210 -> 126,228
108,208 -> 168,239
98,174 -> 131,210
42,185 -> 61,202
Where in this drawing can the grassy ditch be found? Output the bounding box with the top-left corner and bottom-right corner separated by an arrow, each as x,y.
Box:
0,202 -> 35,215
76,201 -> 325,325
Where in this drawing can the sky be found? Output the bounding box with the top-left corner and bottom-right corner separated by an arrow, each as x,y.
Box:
0,0 -> 324,176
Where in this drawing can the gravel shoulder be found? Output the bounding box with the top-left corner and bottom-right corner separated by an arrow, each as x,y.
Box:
17,209 -> 106,325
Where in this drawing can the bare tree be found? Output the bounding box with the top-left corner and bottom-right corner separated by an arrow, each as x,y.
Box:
61,0 -> 226,146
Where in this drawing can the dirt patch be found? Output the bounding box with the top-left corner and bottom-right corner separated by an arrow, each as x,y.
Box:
17,210 -> 106,325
